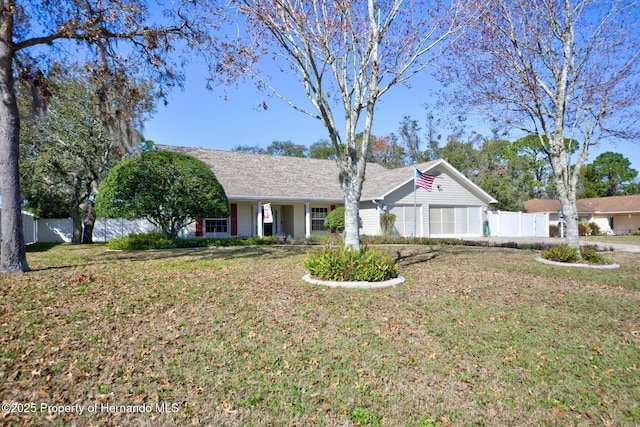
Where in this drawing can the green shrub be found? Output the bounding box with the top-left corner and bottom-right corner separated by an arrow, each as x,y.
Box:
578,221 -> 590,236
580,244 -> 608,264
549,225 -> 560,237
589,222 -> 601,236
380,211 -> 396,235
107,234 -> 291,250
324,206 -> 362,233
542,244 -> 578,263
107,233 -> 177,250
303,247 -> 398,282
542,244 -> 609,265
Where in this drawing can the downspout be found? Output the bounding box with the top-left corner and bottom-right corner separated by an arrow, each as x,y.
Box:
371,199 -> 382,236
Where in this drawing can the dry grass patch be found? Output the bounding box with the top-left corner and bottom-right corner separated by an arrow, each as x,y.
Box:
1,243 -> 638,426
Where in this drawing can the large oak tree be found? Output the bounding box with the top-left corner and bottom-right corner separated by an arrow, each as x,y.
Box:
0,0 -> 212,273
19,66 -> 155,244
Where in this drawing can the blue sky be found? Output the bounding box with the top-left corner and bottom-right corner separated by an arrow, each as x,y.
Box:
143,61 -> 640,178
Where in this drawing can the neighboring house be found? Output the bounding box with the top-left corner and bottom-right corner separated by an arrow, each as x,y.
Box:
156,144 -> 497,239
523,195 -> 640,235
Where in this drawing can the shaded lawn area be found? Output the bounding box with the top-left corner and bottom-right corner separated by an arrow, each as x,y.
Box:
1,243 -> 639,426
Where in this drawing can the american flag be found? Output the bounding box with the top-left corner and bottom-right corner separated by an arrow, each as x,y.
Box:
415,169 -> 435,192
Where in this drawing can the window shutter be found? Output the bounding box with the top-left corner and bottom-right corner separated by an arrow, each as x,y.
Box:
195,219 -> 203,237
230,204 -> 238,236
330,205 -> 336,233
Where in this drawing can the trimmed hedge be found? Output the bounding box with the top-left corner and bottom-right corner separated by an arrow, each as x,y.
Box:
107,233 -> 280,250
106,233 -> 177,250
107,233 -> 561,251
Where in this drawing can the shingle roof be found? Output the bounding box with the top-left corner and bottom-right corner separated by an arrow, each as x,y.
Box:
156,144 -> 346,200
524,195 -> 640,214
577,195 -> 640,213
155,144 -> 490,203
157,144 -> 415,201
522,199 -> 562,213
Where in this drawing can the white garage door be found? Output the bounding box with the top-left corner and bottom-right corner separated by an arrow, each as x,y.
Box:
388,205 -> 420,237
429,206 -> 482,238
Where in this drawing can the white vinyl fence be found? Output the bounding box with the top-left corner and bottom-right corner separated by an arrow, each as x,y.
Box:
486,211 -> 549,238
0,211 -> 38,245
36,218 -> 158,243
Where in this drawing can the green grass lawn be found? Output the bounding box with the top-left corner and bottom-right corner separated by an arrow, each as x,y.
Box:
1,243 -> 639,426
583,234 -> 640,246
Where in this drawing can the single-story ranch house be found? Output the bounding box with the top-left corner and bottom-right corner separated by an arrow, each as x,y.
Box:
523,195 -> 640,235
156,144 -> 498,239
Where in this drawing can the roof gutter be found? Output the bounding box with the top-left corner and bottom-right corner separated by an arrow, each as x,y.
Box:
227,195 -> 345,203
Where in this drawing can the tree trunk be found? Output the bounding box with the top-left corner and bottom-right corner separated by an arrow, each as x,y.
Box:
343,193 -> 361,250
70,205 -> 83,245
341,174 -> 363,251
0,12 -> 30,273
548,139 -> 581,252
82,201 -> 96,244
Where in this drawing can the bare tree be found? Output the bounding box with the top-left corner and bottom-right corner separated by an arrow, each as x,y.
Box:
445,0 -> 640,250
0,0 -> 212,273
217,0 -> 465,250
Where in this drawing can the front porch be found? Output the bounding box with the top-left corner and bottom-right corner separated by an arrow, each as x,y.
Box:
194,200 -> 341,239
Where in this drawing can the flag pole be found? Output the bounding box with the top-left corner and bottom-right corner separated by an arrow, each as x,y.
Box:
413,168 -> 417,237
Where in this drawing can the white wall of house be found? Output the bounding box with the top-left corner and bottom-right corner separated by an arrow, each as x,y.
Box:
590,217 -> 613,235
182,201 -> 345,239
360,201 -> 380,236
607,213 -> 640,235
292,204 -> 306,237
236,202 -> 253,236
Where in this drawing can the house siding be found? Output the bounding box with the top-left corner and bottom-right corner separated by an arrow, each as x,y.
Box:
383,170 -> 486,206
360,201 -> 380,236
235,202 -> 253,236
607,213 -> 640,235
292,204 -> 306,237
364,169 -> 489,237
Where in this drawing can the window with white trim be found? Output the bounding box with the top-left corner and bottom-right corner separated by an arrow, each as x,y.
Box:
311,207 -> 328,231
204,218 -> 229,234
